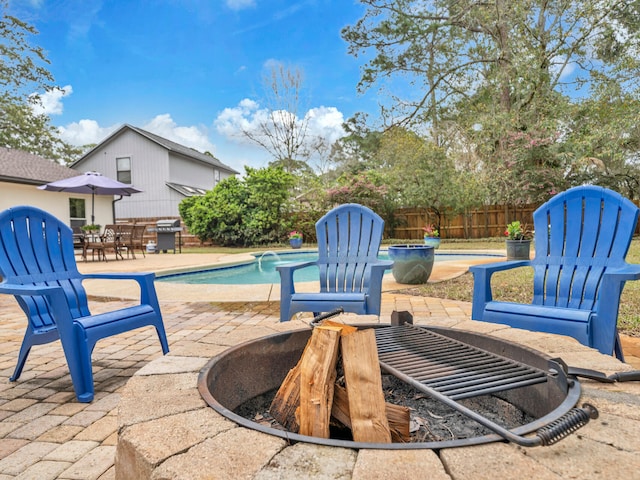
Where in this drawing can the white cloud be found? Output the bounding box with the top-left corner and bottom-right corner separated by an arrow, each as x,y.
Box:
31,85 -> 73,116
214,99 -> 261,141
305,106 -> 346,143
214,98 -> 346,145
143,114 -> 217,154
57,119 -> 118,146
226,0 -> 255,10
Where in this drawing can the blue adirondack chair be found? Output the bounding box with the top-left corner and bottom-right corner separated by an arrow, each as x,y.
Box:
470,186 -> 640,360
0,206 -> 169,402
277,203 -> 393,322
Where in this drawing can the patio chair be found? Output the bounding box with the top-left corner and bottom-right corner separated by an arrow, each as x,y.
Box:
84,225 -> 122,261
116,224 -> 134,258
72,227 -> 86,259
277,203 -> 393,322
0,206 -> 169,402
130,224 -> 147,258
470,185 -> 640,360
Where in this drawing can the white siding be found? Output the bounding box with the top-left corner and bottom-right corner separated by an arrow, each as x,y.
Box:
75,130 -> 171,218
74,127 -> 238,220
168,153 -> 216,189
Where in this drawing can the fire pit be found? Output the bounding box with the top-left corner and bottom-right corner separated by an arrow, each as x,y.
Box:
198,319 -> 597,449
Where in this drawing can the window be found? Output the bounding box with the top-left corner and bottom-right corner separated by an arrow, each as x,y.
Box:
116,157 -> 131,184
69,198 -> 86,228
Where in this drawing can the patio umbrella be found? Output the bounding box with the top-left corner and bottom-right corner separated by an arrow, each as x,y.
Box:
38,171 -> 142,224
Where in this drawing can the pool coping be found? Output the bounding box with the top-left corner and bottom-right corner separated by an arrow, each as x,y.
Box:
154,249 -> 504,283
79,249 -> 506,303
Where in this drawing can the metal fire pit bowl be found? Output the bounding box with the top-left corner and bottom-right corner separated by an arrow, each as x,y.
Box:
197,325 -> 585,450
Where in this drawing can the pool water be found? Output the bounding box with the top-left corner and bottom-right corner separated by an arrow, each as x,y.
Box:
157,251 -> 500,285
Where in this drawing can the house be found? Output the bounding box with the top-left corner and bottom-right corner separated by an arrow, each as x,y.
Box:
0,147 -> 112,227
71,124 -> 239,220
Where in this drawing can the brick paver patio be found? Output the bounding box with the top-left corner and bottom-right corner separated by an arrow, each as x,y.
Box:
0,252 -> 638,478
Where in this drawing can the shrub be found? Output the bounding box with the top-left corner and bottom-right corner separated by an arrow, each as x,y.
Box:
179,166 -> 295,246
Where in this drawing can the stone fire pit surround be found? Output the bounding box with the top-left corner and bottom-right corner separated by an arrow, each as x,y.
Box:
115,317 -> 640,480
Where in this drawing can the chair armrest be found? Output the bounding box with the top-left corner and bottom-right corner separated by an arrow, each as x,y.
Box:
81,272 -> 155,281
373,259 -> 394,269
601,264 -> 640,283
469,260 -> 531,276
0,283 -> 67,296
591,264 -> 640,355
275,260 -> 317,273
276,261 -> 317,295
369,259 -> 394,277
470,260 -> 532,319
80,272 -> 160,309
367,260 -> 394,303
0,282 -> 75,338
595,264 -> 640,310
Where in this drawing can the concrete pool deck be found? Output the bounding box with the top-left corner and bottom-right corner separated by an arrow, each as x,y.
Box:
77,249 -> 505,303
0,250 -> 639,479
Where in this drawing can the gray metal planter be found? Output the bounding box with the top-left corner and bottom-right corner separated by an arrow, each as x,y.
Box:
506,239 -> 531,260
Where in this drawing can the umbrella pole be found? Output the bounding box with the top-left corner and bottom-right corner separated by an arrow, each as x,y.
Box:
91,189 -> 95,224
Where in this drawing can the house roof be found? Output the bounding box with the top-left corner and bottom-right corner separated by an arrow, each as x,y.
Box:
0,147 -> 82,185
73,124 -> 240,175
166,182 -> 209,197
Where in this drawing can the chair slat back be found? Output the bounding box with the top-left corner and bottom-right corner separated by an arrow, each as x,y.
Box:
132,224 -> 146,247
0,206 -> 89,329
316,204 -> 385,293
117,224 -> 133,244
532,186 -> 639,310
101,225 -> 119,245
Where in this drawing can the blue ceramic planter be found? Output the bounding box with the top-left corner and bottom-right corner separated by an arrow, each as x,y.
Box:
289,238 -> 303,249
423,237 -> 441,249
388,244 -> 435,284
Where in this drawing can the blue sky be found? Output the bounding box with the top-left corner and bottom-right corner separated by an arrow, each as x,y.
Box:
10,0 -> 373,170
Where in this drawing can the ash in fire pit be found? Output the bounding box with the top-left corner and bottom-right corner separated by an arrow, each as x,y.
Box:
235,374 -> 535,443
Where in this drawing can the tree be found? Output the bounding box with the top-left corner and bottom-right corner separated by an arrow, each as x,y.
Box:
328,113 -> 383,177
236,64 -> 311,174
0,2 -> 80,161
343,0 -> 640,202
375,127 -> 466,230
562,80 -> 640,199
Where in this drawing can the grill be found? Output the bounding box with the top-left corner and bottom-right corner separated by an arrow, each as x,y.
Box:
154,219 -> 182,253
372,316 -> 597,447
375,324 -> 548,400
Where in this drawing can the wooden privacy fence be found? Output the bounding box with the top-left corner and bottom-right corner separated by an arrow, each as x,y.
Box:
392,201 -> 640,240
393,204 -> 537,240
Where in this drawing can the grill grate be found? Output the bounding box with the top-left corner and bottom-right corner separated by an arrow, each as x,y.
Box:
375,324 -> 548,400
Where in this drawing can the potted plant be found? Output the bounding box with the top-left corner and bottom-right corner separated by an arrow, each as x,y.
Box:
422,224 -> 441,249
505,220 -> 532,260
81,224 -> 101,233
387,244 -> 435,284
288,230 -> 303,249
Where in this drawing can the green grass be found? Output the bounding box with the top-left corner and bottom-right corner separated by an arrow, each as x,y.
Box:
409,238 -> 640,336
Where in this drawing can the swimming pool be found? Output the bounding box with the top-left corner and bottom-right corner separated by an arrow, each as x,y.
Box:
156,251 -> 501,285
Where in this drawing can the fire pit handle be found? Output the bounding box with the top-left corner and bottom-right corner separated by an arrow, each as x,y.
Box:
309,308 -> 345,328
566,366 -> 640,383
535,403 -> 599,446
